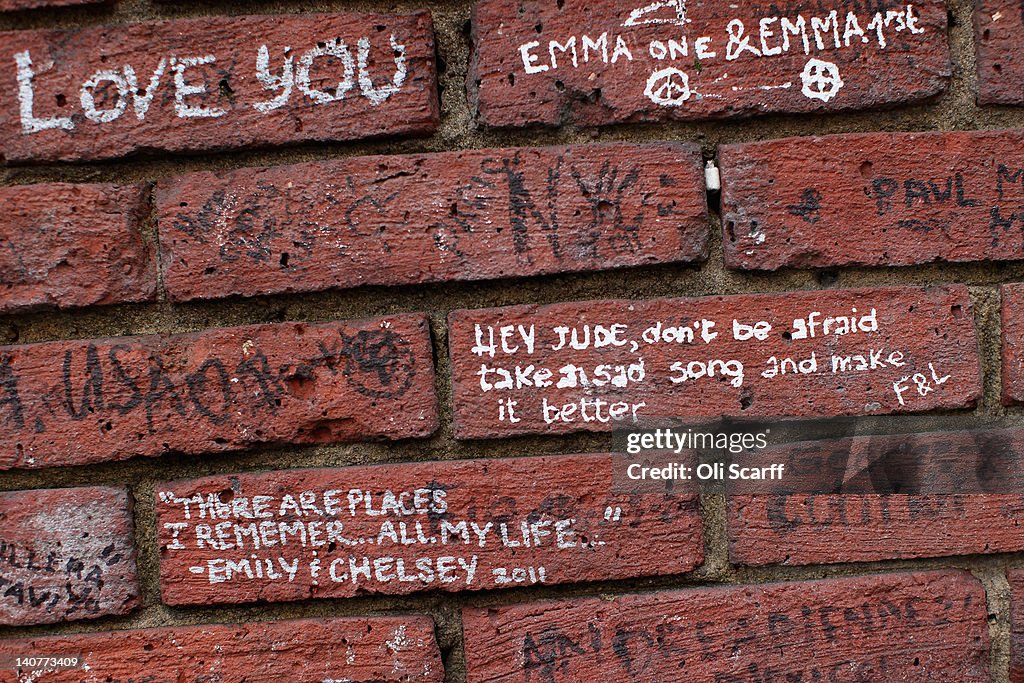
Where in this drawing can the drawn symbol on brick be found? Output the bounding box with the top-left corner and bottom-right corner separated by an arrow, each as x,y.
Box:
341,329 -> 416,399
800,59 -> 844,102
787,188 -> 823,224
644,68 -> 690,106
623,0 -> 689,26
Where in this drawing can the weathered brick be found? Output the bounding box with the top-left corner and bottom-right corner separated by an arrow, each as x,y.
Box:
155,453 -> 701,605
0,12 -> 437,163
448,285 -> 981,438
1002,284 -> 1024,404
157,142 -> 708,303
0,182 -> 156,313
470,0 -> 949,128
1012,569 -> 1024,683
0,615 -> 443,681
0,0 -> 101,12
721,129 -> 1024,270
0,314 -> 437,470
727,429 -> 1024,566
463,570 -> 989,682
975,2 -> 1024,105
0,486 -> 138,626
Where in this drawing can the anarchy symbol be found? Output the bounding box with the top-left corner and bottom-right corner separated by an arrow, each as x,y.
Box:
644,67 -> 691,107
800,58 -> 844,102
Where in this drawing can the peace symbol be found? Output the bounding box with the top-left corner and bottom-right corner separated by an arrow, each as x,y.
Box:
800,58 -> 844,103
644,67 -> 691,107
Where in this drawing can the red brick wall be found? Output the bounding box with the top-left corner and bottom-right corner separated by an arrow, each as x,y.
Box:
1,0 -> 1022,681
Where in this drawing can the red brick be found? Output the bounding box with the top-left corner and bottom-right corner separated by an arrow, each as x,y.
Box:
0,0 -> 101,11
975,2 -> 1024,105
0,314 -> 437,470
462,570 -> 989,682
1002,284 -> 1024,404
156,142 -> 708,303
448,285 -> 981,438
0,13 -> 437,163
0,486 -> 138,626
0,182 -> 156,313
470,0 -> 949,128
1012,569 -> 1024,683
727,428 -> 1024,566
155,453 -> 701,605
721,129 -> 1024,270
0,615 -> 443,682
